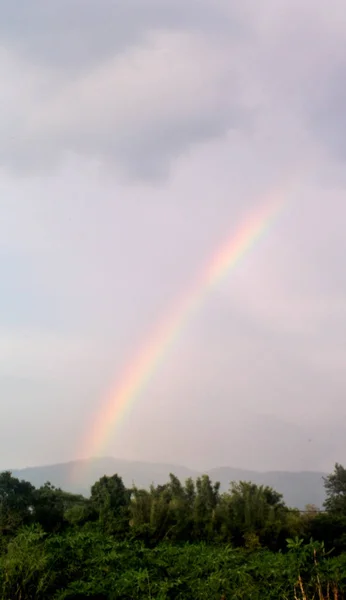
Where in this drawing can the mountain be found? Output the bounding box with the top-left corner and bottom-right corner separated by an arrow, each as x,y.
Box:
9,457 -> 199,499
7,457 -> 327,509
207,467 -> 326,509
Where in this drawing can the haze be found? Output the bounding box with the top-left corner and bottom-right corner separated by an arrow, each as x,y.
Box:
0,0 -> 345,473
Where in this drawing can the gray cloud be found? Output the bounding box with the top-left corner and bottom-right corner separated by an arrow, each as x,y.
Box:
0,23 -> 247,179
238,0 -> 346,171
0,0 -> 345,180
0,0 -> 345,472
0,0 -> 234,71
308,63 -> 346,162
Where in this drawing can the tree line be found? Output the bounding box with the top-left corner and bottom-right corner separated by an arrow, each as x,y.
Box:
1,463 -> 346,598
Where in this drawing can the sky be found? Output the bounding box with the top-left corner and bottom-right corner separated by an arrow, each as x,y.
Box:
0,0 -> 345,473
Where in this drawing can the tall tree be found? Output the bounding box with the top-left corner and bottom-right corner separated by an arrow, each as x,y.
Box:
323,463 -> 346,514
0,471 -> 35,536
193,475 -> 220,540
90,474 -> 130,534
219,481 -> 289,548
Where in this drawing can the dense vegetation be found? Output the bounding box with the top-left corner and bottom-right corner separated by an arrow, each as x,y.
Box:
1,463 -> 346,598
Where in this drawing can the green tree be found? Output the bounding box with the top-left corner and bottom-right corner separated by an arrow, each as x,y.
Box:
193,474 -> 220,540
219,481 -> 289,549
0,525 -> 53,599
33,482 -> 88,532
0,471 -> 35,537
323,463 -> 346,514
308,512 -> 346,554
129,487 -> 153,542
90,474 -> 130,535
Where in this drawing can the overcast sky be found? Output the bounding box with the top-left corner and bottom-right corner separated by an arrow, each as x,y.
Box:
0,0 -> 345,472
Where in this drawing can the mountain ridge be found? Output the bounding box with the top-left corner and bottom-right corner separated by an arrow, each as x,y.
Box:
5,457 -> 327,509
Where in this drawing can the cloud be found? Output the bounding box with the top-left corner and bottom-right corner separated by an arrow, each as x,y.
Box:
0,31 -> 247,180
1,0 -> 346,181
0,0 -> 346,472
0,328 -> 99,380
236,0 -> 346,171
0,0 -> 233,70
308,63 -> 346,164
0,1 -> 247,180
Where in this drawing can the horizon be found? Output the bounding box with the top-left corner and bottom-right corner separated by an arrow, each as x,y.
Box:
5,455 -> 328,512
7,455 -> 329,476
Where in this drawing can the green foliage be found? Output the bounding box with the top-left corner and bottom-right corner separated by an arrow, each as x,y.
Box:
324,463 -> 346,514
0,472 -> 35,537
308,512 -> 346,553
32,482 -> 90,533
90,473 -> 130,535
0,525 -> 53,599
0,464 -> 345,598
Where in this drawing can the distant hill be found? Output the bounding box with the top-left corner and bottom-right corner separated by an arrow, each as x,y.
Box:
7,457 -> 327,509
9,458 -> 199,499
207,467 -> 326,509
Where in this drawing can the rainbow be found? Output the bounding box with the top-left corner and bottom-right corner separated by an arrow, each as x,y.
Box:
76,190 -> 287,468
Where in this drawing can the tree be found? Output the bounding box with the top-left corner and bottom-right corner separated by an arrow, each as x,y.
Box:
323,463 -> 346,514
193,475 -> 220,540
218,481 -> 289,549
0,471 -> 35,536
33,482 -> 88,532
0,525 -> 52,599
90,474 -> 130,535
